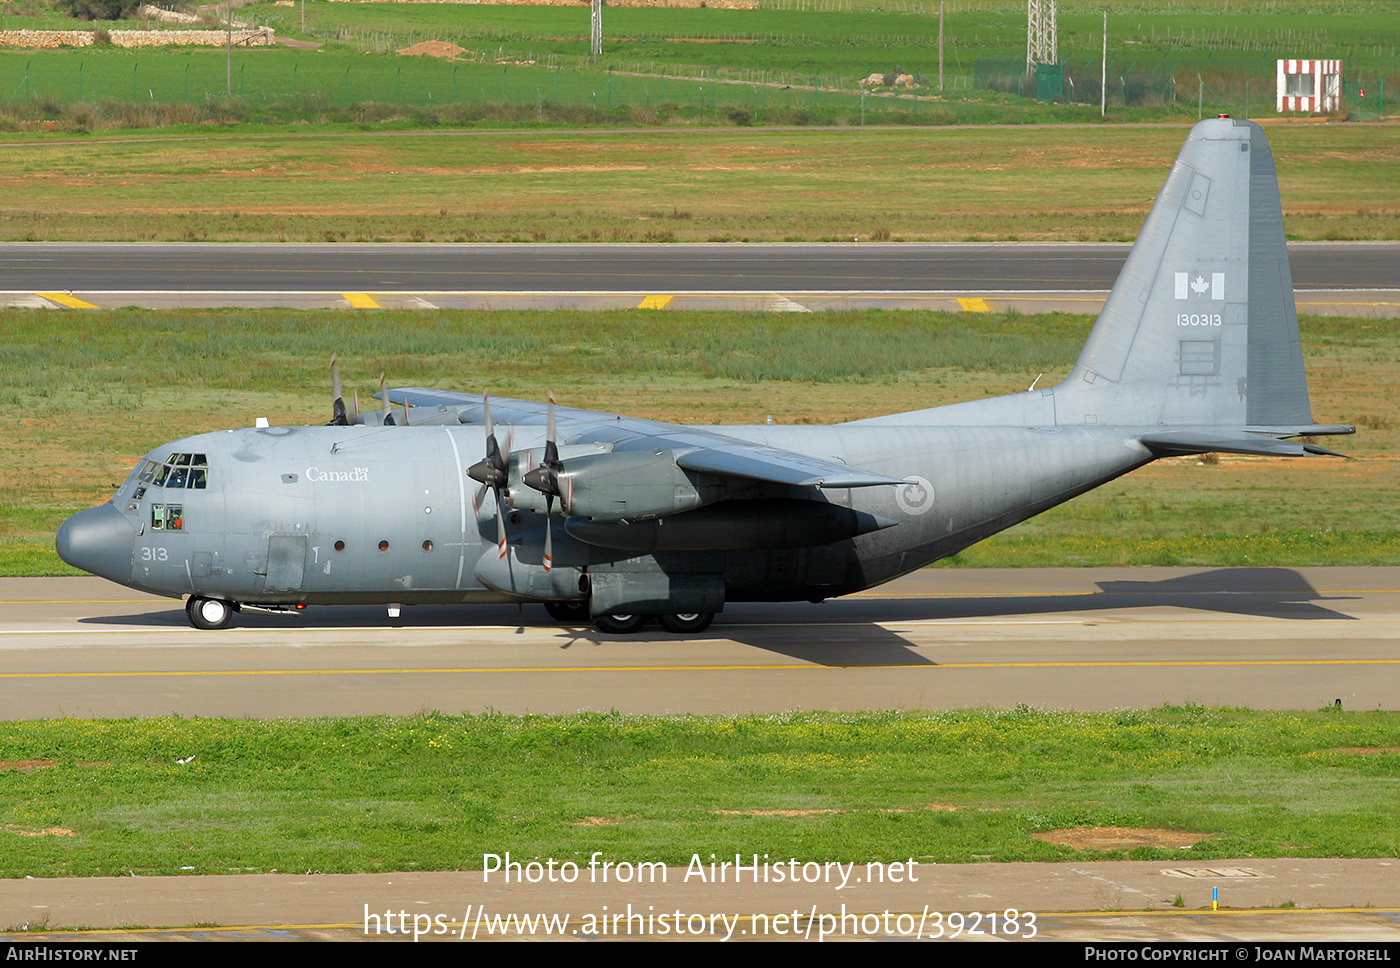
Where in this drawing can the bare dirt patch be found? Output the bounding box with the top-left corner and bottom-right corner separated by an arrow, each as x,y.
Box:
571,816 -> 620,826
714,808 -> 840,817
5,824 -> 76,837
0,760 -> 57,772
1034,826 -> 1210,851
397,41 -> 465,60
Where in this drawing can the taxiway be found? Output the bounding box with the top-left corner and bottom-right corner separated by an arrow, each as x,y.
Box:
5,567 -> 1396,720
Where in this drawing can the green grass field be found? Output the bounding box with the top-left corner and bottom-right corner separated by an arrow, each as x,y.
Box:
3,708 -> 1399,879
1,123 -> 1395,242
0,0 -> 1394,129
2,308 -> 1394,576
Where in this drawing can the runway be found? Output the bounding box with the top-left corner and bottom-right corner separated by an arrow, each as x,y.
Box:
5,567 -> 1397,720
3,241 -> 1397,315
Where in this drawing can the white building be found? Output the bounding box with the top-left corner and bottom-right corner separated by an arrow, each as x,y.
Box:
1276,59 -> 1342,112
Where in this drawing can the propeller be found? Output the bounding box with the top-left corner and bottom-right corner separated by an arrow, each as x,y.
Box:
467,395 -> 511,560
522,390 -> 564,571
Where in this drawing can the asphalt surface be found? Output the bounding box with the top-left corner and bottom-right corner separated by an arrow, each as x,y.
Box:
5,568 -> 1397,719
1,241 -> 1396,291
4,860 -> 1400,942
1,241 -> 1397,315
4,568 -> 1399,942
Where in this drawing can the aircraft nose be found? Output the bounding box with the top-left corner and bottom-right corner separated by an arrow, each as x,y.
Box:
56,504 -> 136,583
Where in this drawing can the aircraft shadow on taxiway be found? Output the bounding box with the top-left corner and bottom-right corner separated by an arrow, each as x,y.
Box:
80,568 -> 1356,669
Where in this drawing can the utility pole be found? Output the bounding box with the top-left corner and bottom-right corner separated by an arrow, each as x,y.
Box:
938,0 -> 944,92
591,0 -> 602,61
226,0 -> 232,96
1100,8 -> 1107,118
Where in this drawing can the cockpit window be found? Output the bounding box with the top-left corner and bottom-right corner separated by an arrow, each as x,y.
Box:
136,453 -> 209,490
151,504 -> 183,531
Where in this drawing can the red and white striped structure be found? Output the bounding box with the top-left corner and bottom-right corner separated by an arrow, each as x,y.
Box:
1276,59 -> 1342,112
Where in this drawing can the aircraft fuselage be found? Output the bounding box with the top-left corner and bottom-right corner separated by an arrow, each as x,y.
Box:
59,421 -> 1152,612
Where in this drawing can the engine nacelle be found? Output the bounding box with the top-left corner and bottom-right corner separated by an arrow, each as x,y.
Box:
504,442 -> 612,514
551,450 -> 730,523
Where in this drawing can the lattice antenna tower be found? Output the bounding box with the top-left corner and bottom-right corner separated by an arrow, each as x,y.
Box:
1026,0 -> 1057,74
591,0 -> 603,59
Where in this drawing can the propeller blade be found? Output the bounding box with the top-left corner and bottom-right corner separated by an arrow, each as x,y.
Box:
350,390 -> 360,424
496,493 -> 508,559
378,373 -> 395,425
543,493 -> 554,572
465,393 -> 512,555
523,388 -> 563,500
329,353 -> 348,426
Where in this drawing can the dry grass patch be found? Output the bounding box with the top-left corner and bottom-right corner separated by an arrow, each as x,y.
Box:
0,760 -> 57,772
1034,827 -> 1210,851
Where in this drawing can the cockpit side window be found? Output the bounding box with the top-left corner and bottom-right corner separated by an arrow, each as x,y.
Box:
151,504 -> 184,531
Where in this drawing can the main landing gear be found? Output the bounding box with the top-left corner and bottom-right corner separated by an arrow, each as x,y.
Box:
588,611 -> 715,635
542,600 -> 713,634
186,596 -> 235,630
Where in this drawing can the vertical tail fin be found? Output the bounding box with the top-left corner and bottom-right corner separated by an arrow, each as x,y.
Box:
1057,117 -> 1313,429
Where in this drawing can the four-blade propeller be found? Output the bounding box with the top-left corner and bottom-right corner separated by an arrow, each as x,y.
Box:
333,357 -> 565,569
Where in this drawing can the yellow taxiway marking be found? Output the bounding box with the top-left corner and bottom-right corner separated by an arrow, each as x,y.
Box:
342,292 -> 381,308
6,658 -> 1400,679
956,297 -> 991,312
637,294 -> 674,309
37,292 -> 99,309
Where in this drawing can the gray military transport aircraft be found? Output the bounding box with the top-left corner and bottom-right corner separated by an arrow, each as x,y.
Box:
57,117 -> 1351,633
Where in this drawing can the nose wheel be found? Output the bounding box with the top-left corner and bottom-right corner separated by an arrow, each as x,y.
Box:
186,596 -> 235,630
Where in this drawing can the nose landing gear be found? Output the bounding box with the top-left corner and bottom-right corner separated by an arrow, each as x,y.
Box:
186,596 -> 235,630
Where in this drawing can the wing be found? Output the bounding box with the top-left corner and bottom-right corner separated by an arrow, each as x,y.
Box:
381,387 -> 638,429
381,388 -> 903,491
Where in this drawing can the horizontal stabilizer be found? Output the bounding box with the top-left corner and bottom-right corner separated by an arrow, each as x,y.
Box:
1140,430 -> 1348,458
